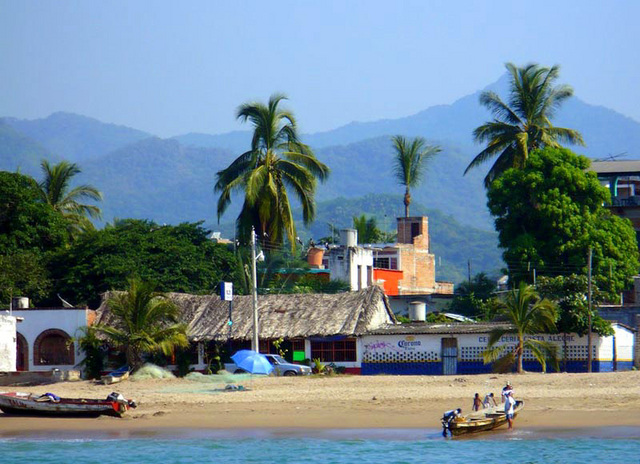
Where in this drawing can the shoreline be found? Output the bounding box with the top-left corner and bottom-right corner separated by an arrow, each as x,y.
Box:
1,371 -> 639,433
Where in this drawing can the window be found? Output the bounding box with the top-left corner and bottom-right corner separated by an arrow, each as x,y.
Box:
310,338 -> 357,362
411,222 -> 421,240
357,265 -> 362,290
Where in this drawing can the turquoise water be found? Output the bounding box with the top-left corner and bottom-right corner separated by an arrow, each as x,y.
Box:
1,428 -> 639,463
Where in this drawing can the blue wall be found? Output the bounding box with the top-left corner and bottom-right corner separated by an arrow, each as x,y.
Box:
361,359 -> 635,375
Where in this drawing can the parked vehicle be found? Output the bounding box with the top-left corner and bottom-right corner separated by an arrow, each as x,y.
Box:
226,354 -> 312,376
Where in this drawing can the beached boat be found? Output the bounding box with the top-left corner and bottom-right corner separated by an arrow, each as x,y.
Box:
101,367 -> 130,385
443,400 -> 524,436
0,391 -> 137,418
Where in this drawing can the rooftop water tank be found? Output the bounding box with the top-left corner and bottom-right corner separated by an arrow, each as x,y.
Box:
340,229 -> 357,247
409,301 -> 426,322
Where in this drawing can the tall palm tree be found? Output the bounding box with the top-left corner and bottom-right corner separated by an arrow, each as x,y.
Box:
483,282 -> 559,373
465,63 -> 585,187
391,135 -> 440,217
94,277 -> 188,371
215,94 -> 329,249
37,160 -> 103,234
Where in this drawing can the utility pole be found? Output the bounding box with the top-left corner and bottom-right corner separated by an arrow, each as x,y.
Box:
467,259 -> 471,285
251,227 -> 259,353
587,247 -> 593,373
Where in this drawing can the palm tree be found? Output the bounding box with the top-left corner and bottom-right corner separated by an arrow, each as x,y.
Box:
215,94 -> 329,249
94,277 -> 188,371
352,214 -> 382,244
37,160 -> 103,234
391,135 -> 440,217
465,63 -> 585,187
483,282 -> 559,373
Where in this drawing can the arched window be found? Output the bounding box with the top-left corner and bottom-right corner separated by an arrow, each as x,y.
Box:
16,332 -> 28,371
34,329 -> 74,366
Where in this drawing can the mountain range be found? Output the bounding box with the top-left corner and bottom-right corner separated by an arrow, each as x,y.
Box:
3,75 -> 640,283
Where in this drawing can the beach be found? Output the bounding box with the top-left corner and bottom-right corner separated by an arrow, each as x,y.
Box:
1,370 -> 639,434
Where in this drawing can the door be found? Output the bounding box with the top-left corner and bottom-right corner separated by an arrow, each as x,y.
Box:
441,338 -> 458,375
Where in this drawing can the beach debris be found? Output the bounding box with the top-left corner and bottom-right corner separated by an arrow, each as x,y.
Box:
372,396 -> 377,401
454,378 -> 466,383
131,363 -> 176,381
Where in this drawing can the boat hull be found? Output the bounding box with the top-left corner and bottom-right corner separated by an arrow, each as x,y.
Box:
0,392 -> 130,418
448,400 -> 524,436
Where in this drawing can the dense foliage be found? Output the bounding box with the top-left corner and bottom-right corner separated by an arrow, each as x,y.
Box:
0,172 -> 69,304
50,220 -> 242,307
536,275 -> 613,337
488,147 -> 638,299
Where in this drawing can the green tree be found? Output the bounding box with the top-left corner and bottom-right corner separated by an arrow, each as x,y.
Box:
94,277 -> 188,371
0,172 -> 69,305
448,272 -> 497,318
352,214 -> 383,244
488,147 -> 638,299
51,220 -> 241,307
215,94 -> 329,249
465,63 -> 584,186
483,282 -> 558,373
391,135 -> 440,217
37,160 -> 103,236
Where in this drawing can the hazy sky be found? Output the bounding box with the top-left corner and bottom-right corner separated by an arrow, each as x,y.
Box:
2,1 -> 639,137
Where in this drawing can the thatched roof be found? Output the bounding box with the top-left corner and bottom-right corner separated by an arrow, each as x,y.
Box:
95,285 -> 397,342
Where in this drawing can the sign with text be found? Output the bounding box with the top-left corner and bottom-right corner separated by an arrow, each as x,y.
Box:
220,282 -> 233,301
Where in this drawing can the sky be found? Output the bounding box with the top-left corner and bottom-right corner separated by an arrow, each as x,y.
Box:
2,1 -> 640,138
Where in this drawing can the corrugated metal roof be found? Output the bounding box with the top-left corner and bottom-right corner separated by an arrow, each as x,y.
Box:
367,322 -> 513,335
590,161 -> 640,175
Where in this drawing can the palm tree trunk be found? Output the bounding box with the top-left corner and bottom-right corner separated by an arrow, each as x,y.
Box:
517,338 -> 524,373
404,188 -> 411,217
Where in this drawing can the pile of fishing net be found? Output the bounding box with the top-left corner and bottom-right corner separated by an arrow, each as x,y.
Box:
130,363 -> 176,381
185,371 -> 252,384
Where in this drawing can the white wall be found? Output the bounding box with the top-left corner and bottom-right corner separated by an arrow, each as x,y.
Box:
329,247 -> 374,291
12,309 -> 89,371
0,315 -> 17,372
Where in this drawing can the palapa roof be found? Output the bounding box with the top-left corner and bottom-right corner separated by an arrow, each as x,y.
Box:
95,285 -> 397,342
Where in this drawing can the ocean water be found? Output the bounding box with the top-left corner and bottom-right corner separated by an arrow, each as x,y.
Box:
1,428 -> 639,464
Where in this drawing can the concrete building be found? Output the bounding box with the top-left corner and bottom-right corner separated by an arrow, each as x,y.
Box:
0,314 -> 18,372
10,299 -> 93,372
326,229 -> 374,291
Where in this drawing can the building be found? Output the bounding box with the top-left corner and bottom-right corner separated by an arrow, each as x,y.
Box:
95,286 -> 637,375
96,285 -> 397,375
361,321 -> 635,375
9,299 -> 93,372
320,217 -> 454,315
0,314 -> 18,372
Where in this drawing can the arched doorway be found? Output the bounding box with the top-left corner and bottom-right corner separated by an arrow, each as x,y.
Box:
34,329 -> 74,366
16,332 -> 28,371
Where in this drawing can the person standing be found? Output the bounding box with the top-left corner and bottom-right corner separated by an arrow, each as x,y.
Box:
504,391 -> 516,429
501,381 -> 513,403
472,393 -> 482,411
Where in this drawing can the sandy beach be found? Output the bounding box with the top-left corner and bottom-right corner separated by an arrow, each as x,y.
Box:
1,371 -> 639,434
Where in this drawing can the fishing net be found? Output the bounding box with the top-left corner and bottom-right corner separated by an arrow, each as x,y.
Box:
131,363 -> 176,381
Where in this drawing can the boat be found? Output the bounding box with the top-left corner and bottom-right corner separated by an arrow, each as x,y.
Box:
442,400 -> 524,436
0,391 -> 137,418
101,366 -> 130,385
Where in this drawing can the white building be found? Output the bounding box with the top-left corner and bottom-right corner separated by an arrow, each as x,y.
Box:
326,229 -> 374,291
11,301 -> 93,372
0,314 -> 18,372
